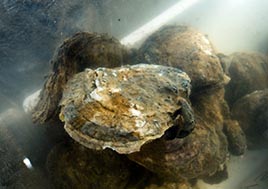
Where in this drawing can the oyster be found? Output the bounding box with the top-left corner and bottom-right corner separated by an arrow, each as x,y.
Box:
137,25 -> 227,92
60,64 -> 194,154
232,89 -> 268,148
128,88 -> 228,181
223,120 -> 247,155
32,32 -> 130,123
46,141 -> 153,189
221,52 -> 268,106
127,45 -> 247,181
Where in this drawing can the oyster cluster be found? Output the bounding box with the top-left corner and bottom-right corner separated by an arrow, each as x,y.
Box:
31,26 -> 254,188
219,52 -> 268,149
129,25 -> 243,181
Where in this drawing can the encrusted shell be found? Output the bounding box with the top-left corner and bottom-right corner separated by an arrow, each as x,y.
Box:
137,25 -> 226,92
32,32 -> 130,123
128,88 -> 229,181
60,64 -> 192,154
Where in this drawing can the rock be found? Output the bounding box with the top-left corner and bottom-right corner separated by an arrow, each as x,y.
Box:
232,89 -> 268,148
32,32 -> 130,123
223,52 -> 268,106
60,64 -> 194,154
46,141 -> 153,189
223,120 -> 247,155
137,25 -> 227,92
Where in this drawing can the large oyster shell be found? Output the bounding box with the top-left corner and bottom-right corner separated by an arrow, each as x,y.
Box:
32,32 -> 130,123
60,64 -> 194,154
137,25 -> 227,92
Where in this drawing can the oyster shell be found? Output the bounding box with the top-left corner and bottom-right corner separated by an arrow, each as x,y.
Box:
137,25 -> 227,92
128,88 -> 228,181
220,52 -> 268,106
60,64 -> 194,154
223,119 -> 247,156
32,32 -> 130,123
46,141 -> 153,189
232,89 -> 268,148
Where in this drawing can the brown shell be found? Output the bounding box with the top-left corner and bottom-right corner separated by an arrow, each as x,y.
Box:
232,89 -> 268,148
32,32 -> 130,123
137,25 -> 227,92
223,119 -> 247,155
222,52 -> 268,106
60,64 -> 194,154
128,116 -> 228,181
128,88 -> 229,181
46,141 -> 151,189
